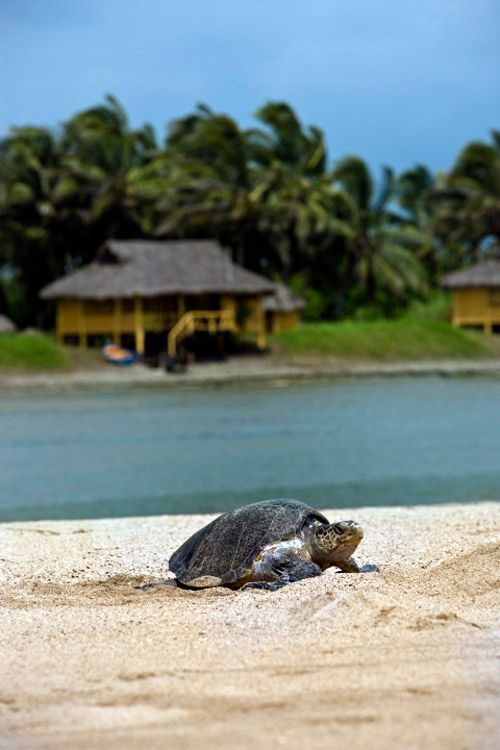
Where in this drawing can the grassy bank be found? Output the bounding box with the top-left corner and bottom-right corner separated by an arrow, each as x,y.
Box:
271,315 -> 496,361
0,332 -> 69,370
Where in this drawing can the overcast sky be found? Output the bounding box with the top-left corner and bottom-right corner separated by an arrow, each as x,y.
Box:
1,0 -> 499,172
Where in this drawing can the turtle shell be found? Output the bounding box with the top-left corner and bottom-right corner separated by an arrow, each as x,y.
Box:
169,499 -> 328,587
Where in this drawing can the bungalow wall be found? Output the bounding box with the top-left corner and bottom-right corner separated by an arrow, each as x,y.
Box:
55,294 -> 267,352
451,288 -> 500,333
266,310 -> 302,334
56,298 -> 138,345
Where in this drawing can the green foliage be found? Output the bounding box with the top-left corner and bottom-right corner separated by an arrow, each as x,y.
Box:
405,291 -> 452,321
271,318 -> 489,361
0,333 -> 68,369
302,289 -> 328,322
432,131 -> 500,266
0,96 -> 498,328
0,270 -> 24,322
288,275 -> 330,321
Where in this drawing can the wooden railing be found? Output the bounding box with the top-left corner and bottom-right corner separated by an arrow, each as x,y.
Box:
167,310 -> 237,356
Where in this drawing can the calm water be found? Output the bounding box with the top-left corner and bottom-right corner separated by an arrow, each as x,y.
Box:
1,376 -> 500,522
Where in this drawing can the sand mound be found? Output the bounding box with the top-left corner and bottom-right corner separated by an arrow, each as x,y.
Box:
423,542 -> 500,596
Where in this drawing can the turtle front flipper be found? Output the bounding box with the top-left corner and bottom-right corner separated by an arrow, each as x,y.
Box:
334,555 -> 360,573
241,578 -> 288,591
242,558 -> 322,591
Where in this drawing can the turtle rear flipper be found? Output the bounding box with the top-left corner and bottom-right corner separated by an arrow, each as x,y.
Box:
183,575 -> 223,588
242,559 -> 322,591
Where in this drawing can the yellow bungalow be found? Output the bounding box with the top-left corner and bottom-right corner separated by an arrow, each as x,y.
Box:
264,283 -> 305,333
40,239 -> 278,359
441,259 -> 500,334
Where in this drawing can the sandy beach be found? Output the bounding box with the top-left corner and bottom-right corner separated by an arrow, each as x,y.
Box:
2,354 -> 500,395
1,502 -> 499,749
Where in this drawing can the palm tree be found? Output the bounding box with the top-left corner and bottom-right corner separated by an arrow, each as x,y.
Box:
433,131 -> 500,265
0,96 -> 157,323
395,165 -> 444,281
244,102 -> 342,280
130,104 -> 270,269
248,101 -> 327,176
396,164 -> 435,219
0,125 -> 85,323
132,101 -> 337,277
331,156 -> 429,313
62,94 -> 157,241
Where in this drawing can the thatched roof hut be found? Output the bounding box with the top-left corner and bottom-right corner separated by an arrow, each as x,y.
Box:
263,283 -> 305,333
441,259 -> 500,333
0,314 -> 16,333
441,259 -> 500,289
263,283 -> 305,313
39,239 -> 281,356
40,240 -> 274,300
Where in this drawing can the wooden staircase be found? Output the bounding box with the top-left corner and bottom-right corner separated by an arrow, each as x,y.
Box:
167,310 -> 237,357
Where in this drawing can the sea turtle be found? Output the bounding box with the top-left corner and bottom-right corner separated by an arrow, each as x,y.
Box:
169,499 -> 365,591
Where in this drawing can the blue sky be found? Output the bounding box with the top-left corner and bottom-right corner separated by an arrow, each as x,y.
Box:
1,0 -> 499,172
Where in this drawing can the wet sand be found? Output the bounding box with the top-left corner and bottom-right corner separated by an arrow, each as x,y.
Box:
1,503 -> 499,749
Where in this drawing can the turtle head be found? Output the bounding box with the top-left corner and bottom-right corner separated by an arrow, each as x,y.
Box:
310,520 -> 363,571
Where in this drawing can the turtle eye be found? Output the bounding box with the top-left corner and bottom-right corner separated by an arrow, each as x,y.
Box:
333,524 -> 345,535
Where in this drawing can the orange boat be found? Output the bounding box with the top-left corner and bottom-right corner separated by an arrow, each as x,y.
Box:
101,343 -> 137,365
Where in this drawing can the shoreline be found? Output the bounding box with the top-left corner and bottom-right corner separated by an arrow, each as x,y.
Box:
1,502 -> 499,749
2,354 -> 500,395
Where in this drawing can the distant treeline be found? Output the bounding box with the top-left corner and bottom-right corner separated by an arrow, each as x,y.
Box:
0,95 -> 499,326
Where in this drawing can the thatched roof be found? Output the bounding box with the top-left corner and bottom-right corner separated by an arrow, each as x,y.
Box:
0,314 -> 16,333
441,259 -> 500,289
263,283 -> 305,313
40,240 -> 275,300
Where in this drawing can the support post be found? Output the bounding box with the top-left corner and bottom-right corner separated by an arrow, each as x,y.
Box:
113,298 -> 121,345
134,295 -> 145,355
178,294 -> 185,316
78,300 -> 87,347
